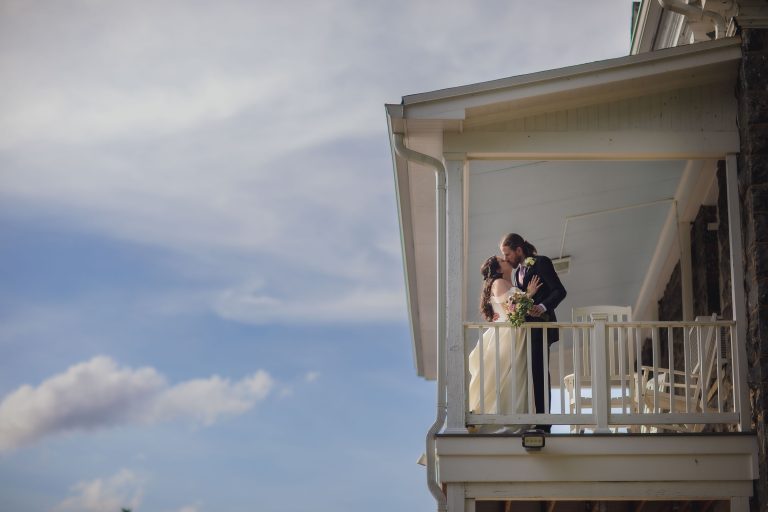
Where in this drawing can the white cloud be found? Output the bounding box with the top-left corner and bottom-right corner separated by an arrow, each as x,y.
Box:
0,0 -> 635,328
0,356 -> 274,451
213,282 -> 406,325
1,75 -> 289,149
55,469 -> 144,512
304,371 -> 320,383
151,371 -> 272,426
175,506 -> 201,512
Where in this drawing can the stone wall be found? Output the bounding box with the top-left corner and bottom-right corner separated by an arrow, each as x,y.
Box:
737,27 -> 768,512
655,204 -> 723,372
657,262 -> 682,368
691,205 -> 721,317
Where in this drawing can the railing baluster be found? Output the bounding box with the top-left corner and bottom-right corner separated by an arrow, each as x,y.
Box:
591,315 -> 609,432
526,326 -> 534,414
683,325 -> 691,413
510,327 -> 518,415
609,325 -> 616,385
559,328 -> 565,417
697,324 -> 705,413
652,327 -> 659,414
494,326 -> 501,415
667,326 -> 674,415
729,324 -> 736,413
635,327 -> 642,416
464,326 -> 470,418
543,327 -> 550,414
574,327 -> 582,415
716,325 -> 724,413
478,328 -> 485,414
619,326 -> 627,412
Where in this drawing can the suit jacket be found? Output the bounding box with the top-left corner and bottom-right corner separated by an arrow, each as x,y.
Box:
516,255 -> 567,344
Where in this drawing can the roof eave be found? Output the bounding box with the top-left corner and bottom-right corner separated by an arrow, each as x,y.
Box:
386,105 -> 428,379
401,36 -> 741,113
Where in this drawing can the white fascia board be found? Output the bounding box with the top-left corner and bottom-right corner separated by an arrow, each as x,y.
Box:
387,107 -> 427,378
402,37 -> 741,120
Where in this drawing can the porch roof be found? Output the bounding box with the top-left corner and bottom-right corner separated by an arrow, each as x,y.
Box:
386,37 -> 742,380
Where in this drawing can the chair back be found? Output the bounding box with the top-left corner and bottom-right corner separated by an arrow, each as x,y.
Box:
687,314 -> 719,410
572,306 -> 633,380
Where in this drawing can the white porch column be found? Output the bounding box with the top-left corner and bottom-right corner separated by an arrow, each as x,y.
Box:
724,154 -> 751,432
445,155 -> 468,433
446,483 -> 473,512
731,496 -> 749,512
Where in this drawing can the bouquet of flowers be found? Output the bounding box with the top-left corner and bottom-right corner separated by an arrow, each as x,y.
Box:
503,288 -> 534,327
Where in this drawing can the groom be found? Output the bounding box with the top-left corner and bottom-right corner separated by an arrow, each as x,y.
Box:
500,233 -> 566,432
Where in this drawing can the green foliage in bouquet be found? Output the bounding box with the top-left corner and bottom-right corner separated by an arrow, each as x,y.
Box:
503,289 -> 534,327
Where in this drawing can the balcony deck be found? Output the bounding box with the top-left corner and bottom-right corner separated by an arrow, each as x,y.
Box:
435,432 -> 757,502
432,317 -> 756,509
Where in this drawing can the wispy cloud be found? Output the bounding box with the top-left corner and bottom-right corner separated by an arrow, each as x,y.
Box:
214,282 -> 406,324
54,469 -> 144,512
0,0 -> 633,331
0,356 -> 273,451
175,506 -> 202,512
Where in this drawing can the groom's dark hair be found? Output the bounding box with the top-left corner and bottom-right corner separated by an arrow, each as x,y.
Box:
501,233 -> 537,257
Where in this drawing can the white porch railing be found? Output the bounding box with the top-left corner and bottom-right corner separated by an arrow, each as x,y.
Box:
462,318 -> 739,432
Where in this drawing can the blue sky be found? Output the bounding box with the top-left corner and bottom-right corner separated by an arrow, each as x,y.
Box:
1,1 -> 634,510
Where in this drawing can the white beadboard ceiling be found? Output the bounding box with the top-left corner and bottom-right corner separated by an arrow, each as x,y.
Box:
465,159 -> 685,327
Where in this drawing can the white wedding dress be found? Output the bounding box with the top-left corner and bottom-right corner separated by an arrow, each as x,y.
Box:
468,288 -> 529,417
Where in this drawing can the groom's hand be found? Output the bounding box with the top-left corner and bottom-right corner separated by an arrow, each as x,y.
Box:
529,305 -> 545,317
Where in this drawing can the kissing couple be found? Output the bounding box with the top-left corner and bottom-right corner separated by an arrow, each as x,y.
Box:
468,233 -> 567,433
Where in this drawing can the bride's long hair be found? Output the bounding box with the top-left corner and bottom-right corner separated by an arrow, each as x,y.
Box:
479,256 -> 503,321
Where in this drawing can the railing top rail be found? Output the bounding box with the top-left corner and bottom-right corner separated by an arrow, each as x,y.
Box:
464,321 -> 591,329
463,320 -> 735,329
605,320 -> 735,328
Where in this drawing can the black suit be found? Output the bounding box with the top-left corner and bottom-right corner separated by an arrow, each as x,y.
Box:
516,255 -> 567,429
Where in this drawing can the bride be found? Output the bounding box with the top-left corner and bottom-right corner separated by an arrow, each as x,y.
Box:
468,256 -> 541,422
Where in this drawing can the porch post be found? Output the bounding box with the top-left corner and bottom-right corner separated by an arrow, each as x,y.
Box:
446,484 -> 471,512
445,155 -> 468,433
591,313 -> 610,432
730,496 -> 749,512
724,154 -> 751,432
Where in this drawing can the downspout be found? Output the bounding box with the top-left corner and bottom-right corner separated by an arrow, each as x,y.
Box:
657,0 -> 727,39
393,133 -> 448,512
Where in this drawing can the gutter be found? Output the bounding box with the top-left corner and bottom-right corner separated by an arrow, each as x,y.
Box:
391,131 -> 448,512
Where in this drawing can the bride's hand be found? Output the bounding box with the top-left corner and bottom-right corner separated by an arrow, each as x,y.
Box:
527,275 -> 542,297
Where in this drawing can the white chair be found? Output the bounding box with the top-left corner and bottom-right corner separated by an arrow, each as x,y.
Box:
563,306 -> 635,432
640,314 -> 723,432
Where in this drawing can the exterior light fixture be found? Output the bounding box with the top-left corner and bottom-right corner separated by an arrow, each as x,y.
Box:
522,430 -> 546,451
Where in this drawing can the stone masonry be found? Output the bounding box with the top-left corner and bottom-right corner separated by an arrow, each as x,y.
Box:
737,26 -> 768,512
